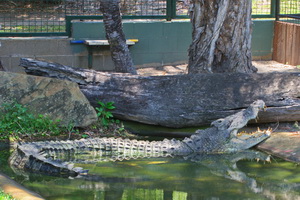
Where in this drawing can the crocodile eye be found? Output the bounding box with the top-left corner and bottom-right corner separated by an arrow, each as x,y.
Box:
213,119 -> 223,125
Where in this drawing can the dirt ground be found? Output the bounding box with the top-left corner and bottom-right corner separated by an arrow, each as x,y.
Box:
137,60 -> 300,75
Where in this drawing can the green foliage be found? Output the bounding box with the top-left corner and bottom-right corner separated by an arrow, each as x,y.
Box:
0,101 -> 129,140
80,134 -> 89,139
95,101 -> 120,127
0,102 -> 74,140
0,190 -> 16,200
92,101 -> 131,137
0,150 -> 10,165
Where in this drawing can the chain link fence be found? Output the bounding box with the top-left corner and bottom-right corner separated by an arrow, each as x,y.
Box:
65,0 -> 168,16
278,0 -> 300,23
0,0 -> 279,36
252,0 -> 275,16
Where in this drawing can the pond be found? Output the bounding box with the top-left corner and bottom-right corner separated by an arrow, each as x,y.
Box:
1,148 -> 300,200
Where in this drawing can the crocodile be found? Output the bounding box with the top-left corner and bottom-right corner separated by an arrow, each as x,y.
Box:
9,100 -> 271,177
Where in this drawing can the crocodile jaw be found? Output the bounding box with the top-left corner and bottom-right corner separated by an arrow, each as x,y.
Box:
222,128 -> 271,152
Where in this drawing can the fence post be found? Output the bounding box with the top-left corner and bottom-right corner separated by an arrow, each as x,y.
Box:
270,0 -> 276,18
275,0 -> 280,21
166,0 -> 176,21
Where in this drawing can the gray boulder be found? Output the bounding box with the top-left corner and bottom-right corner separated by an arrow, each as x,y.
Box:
0,71 -> 97,127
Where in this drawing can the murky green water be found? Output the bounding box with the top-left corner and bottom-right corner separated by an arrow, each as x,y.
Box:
1,148 -> 300,200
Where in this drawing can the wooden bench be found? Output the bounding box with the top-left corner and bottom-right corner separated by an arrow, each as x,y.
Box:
70,39 -> 138,68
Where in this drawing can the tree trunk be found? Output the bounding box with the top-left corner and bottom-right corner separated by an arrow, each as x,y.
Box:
99,0 -> 137,75
21,58 -> 300,128
188,0 -> 257,73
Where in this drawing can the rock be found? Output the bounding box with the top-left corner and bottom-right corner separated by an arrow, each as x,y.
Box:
0,71 -> 97,127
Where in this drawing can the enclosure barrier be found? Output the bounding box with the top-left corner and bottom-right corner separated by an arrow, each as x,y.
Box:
275,0 -> 300,23
272,0 -> 300,65
0,0 -> 280,37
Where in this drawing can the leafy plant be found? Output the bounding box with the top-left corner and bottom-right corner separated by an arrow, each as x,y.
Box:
0,189 -> 16,200
95,101 -> 119,127
81,134 -> 89,139
0,101 -> 74,140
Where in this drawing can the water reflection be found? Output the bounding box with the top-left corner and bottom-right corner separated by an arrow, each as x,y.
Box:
186,151 -> 300,200
2,150 -> 300,200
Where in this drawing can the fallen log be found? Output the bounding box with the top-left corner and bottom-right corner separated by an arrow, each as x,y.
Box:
0,60 -> 5,71
20,58 -> 300,128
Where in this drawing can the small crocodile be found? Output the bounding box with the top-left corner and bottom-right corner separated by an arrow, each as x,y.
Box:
9,100 -> 271,177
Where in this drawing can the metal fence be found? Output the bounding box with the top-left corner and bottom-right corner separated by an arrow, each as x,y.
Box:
0,0 -> 66,36
252,0 -> 276,18
0,0 -> 284,36
276,0 -> 300,23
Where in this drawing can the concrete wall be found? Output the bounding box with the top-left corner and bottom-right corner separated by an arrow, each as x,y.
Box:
0,20 -> 274,72
0,37 -> 82,73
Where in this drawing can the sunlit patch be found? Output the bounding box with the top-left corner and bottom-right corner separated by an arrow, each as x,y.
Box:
147,161 -> 168,165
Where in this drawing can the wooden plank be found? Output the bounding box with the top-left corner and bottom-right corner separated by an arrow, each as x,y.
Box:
291,24 -> 300,66
84,40 -> 110,45
272,21 -> 280,62
273,21 -> 287,64
285,23 -> 295,65
84,39 -> 136,46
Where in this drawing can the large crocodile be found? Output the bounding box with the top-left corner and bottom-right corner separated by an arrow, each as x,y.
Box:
9,100 -> 271,177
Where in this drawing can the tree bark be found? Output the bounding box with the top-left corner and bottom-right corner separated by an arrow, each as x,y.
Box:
188,0 -> 257,73
21,58 -> 300,128
99,0 -> 137,75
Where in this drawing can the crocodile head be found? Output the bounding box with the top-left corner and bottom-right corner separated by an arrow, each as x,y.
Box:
188,100 -> 271,153
215,100 -> 271,152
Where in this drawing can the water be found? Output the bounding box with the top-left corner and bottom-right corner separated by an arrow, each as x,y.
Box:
1,149 -> 300,200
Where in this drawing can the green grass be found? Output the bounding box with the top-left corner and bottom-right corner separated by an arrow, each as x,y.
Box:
0,101 -> 77,140
0,190 -> 16,200
0,100 -> 128,141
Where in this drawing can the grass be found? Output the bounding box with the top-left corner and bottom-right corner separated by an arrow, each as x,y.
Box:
0,190 -> 16,200
0,101 -> 77,140
0,101 -> 133,142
